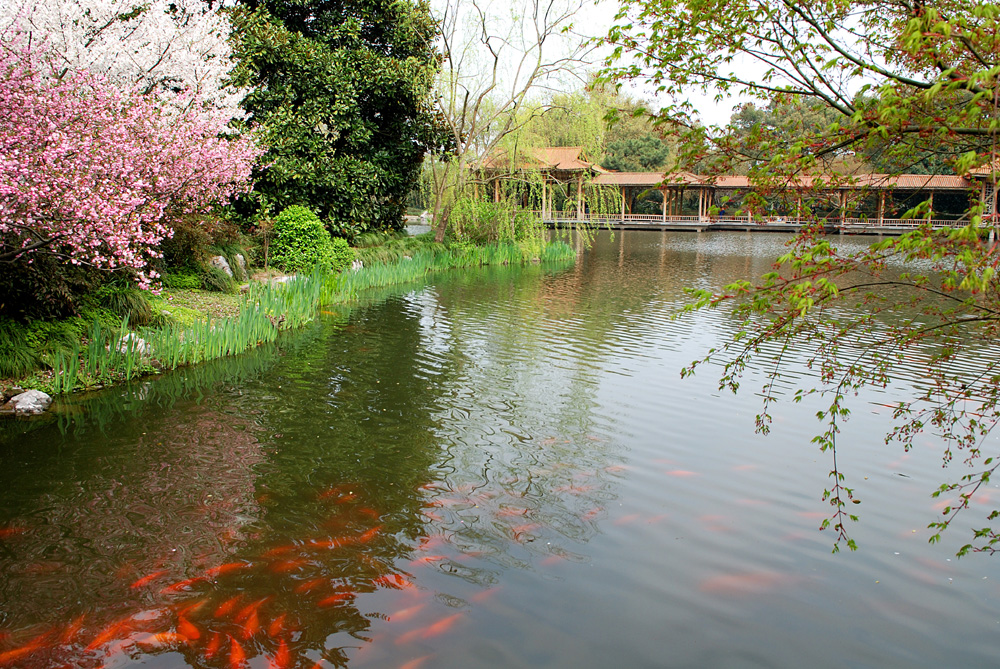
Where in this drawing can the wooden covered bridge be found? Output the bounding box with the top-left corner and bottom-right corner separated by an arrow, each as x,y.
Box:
475,147 -> 998,233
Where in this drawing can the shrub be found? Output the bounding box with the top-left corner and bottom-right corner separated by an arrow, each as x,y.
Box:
200,266 -> 238,293
270,206 -> 337,273
163,273 -> 202,290
330,238 -> 356,273
0,319 -> 39,378
89,282 -> 155,327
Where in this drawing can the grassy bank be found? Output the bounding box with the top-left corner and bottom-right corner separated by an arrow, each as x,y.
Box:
2,240 -> 575,399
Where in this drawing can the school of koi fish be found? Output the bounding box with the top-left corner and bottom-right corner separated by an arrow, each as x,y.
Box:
0,458 -> 628,669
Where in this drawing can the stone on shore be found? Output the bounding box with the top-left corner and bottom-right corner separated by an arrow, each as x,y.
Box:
0,390 -> 52,416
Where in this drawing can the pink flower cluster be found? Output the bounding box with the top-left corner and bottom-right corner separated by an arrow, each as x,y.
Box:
0,38 -> 261,288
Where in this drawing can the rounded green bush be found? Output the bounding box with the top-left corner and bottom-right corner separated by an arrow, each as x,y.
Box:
271,206 -> 337,273
330,237 -> 356,273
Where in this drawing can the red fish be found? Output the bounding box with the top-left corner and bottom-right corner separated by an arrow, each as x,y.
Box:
204,632 -> 222,660
665,469 -> 698,477
215,596 -> 243,618
230,637 -> 247,669
270,638 -> 292,669
317,593 -> 351,608
177,616 -> 201,641
293,578 -> 326,594
357,525 -> 381,543
130,569 -> 169,589
0,527 -> 25,540
266,613 -> 287,639
204,562 -> 250,579
0,633 -> 48,664
309,536 -> 354,550
422,613 -> 463,638
60,614 -> 87,643
400,655 -> 433,669
389,604 -> 425,622
234,598 -> 270,624
270,558 -> 309,573
358,507 -> 380,519
409,555 -> 447,565
373,574 -> 413,590
240,610 -> 260,639
86,618 -> 134,650
699,571 -> 787,595
136,631 -> 189,649
469,586 -> 500,603
160,576 -> 203,594
262,544 -> 297,558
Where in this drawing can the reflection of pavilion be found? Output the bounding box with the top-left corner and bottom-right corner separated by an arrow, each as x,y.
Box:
475,147 -> 998,232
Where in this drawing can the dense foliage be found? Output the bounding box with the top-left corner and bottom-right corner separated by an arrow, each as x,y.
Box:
270,205 -> 339,273
229,0 -> 443,233
603,0 -> 1000,554
0,35 -> 260,295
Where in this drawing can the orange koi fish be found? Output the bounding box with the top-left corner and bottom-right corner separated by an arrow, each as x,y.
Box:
204,562 -> 250,579
130,569 -> 169,589
215,596 -> 243,618
399,655 -> 433,669
665,469 -> 698,477
0,527 -> 25,540
60,614 -> 87,643
308,536 -> 355,550
270,638 -> 292,669
160,576 -> 203,594
177,616 -> 201,641
262,543 -> 298,558
267,613 -> 287,639
698,571 -> 787,595
136,631 -> 189,649
373,574 -> 413,590
204,632 -> 223,660
270,558 -> 309,573
421,613 -> 463,638
234,598 -> 270,624
230,637 -> 247,669
85,618 -> 134,651
358,507 -> 380,519
0,632 -> 48,664
357,525 -> 382,543
469,586 -> 500,603
240,610 -> 260,640
293,578 -> 326,594
409,555 -> 447,566
388,604 -> 425,622
317,593 -> 350,608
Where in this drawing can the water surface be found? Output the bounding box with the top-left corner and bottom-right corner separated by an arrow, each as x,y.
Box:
1,231 -> 998,668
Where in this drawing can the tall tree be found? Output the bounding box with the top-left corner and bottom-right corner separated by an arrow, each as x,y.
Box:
601,1 -> 1000,554
229,0 -> 443,234
427,0 -> 597,242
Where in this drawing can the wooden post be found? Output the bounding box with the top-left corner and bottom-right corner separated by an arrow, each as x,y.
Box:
620,186 -> 626,221
928,191 -> 934,220
577,173 -> 584,220
541,179 -> 547,220
796,194 -> 802,223
839,191 -> 846,223
494,179 -> 500,203
877,191 -> 885,225
662,189 -> 667,222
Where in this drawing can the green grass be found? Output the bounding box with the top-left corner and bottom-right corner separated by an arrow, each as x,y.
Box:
12,240 -> 576,397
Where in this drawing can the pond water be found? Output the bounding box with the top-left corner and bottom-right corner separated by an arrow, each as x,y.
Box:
2,231 -> 998,668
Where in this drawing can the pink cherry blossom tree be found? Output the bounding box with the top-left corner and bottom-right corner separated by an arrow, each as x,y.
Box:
0,0 -> 243,120
0,37 -> 261,288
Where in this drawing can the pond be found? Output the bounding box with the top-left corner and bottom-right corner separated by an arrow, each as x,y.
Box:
1,230 -> 998,668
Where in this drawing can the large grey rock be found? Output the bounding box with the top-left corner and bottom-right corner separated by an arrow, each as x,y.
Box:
233,253 -> 248,280
114,332 -> 152,356
209,255 -> 233,277
1,390 -> 52,416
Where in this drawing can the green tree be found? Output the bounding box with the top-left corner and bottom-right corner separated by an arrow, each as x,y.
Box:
230,0 -> 443,233
602,0 -> 1000,554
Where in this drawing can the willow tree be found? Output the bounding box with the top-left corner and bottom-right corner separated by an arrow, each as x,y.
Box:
428,0 -> 598,243
601,1 -> 1000,554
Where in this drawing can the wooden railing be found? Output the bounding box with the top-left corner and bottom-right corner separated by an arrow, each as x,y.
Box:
534,211 -> 966,228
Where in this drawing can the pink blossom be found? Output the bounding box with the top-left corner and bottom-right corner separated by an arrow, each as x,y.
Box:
0,36 -> 262,288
